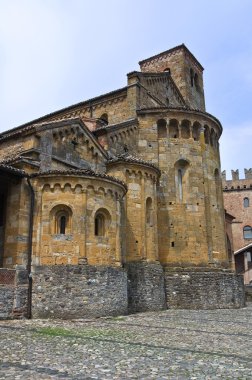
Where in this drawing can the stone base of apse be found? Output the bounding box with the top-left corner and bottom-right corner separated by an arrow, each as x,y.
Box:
126,261 -> 167,314
164,268 -> 245,309
0,267 -> 28,319
1,264 -> 246,320
31,265 -> 128,319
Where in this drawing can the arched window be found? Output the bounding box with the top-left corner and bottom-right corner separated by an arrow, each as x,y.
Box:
178,169 -> 183,200
169,119 -> 179,138
244,197 -> 249,208
243,226 -> 252,239
164,68 -> 171,74
59,215 -> 66,234
146,197 -> 153,226
204,125 -> 210,144
50,205 -> 72,235
157,119 -> 167,138
210,129 -> 216,147
95,213 -> 105,236
99,113 -> 108,125
180,120 -> 190,139
192,122 -> 201,141
94,208 -> 111,237
175,159 -> 190,203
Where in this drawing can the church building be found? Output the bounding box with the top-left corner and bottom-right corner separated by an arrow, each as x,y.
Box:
0,44 -> 244,319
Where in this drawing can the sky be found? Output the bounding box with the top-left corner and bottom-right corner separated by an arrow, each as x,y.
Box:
1,0 -> 252,179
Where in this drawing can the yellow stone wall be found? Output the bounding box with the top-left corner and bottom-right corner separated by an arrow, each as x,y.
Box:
136,112 -> 228,267
0,135 -> 38,163
47,88 -> 137,127
31,175 -> 125,267
2,180 -> 30,268
0,46 -> 231,273
107,162 -> 159,263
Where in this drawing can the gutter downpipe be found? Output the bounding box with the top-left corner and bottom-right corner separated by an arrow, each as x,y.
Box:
26,177 -> 34,319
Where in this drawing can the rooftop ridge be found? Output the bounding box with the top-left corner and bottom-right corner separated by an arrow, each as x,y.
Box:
0,86 -> 129,138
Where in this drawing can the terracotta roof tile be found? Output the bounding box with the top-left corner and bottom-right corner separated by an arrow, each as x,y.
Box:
30,169 -> 127,190
0,163 -> 26,177
107,153 -> 160,175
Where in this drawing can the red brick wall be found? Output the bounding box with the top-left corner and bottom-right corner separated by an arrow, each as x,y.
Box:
223,177 -> 252,251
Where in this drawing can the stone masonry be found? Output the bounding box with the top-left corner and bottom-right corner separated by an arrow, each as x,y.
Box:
0,44 -> 245,319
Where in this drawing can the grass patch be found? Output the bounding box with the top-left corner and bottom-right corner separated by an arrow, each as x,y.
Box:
35,326 -> 132,340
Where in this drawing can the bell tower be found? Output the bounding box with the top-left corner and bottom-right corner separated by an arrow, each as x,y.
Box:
139,44 -> 205,111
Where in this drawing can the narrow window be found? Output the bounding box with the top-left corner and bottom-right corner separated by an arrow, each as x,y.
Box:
175,159 -> 189,203
157,119 -> 167,138
146,197 -> 153,226
244,197 -> 249,208
181,120 -> 190,139
194,73 -> 199,90
178,169 -> 183,201
99,113 -> 108,125
190,68 -> 194,87
214,169 -> 221,207
50,205 -> 72,235
95,214 -> 105,236
59,215 -> 66,234
169,119 -> 179,138
243,226 -> 252,239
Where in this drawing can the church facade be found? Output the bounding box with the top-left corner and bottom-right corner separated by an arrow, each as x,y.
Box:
0,45 -> 244,319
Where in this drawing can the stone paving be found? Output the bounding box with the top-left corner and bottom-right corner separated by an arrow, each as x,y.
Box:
0,304 -> 252,379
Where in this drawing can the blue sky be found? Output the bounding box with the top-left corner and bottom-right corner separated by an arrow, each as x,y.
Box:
1,0 -> 252,178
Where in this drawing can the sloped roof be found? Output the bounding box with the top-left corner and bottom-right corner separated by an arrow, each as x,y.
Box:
139,44 -> 204,71
0,87 -> 128,140
107,153 -> 160,175
0,163 -> 26,177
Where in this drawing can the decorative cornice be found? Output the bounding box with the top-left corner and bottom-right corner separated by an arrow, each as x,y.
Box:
30,169 -> 127,191
223,185 -> 252,192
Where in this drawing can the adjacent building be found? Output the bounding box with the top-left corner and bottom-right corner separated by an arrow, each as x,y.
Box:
223,169 -> 252,284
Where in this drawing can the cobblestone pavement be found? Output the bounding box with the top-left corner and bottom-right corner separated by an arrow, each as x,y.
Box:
1,304 -> 252,379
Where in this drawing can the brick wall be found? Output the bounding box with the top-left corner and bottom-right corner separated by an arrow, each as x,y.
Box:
223,172 -> 252,251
